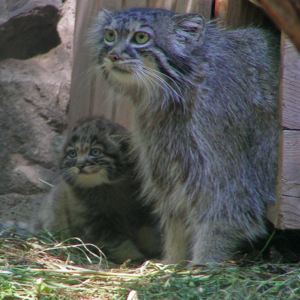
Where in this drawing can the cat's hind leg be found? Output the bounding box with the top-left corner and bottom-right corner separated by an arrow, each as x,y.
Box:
189,220 -> 266,264
161,217 -> 191,265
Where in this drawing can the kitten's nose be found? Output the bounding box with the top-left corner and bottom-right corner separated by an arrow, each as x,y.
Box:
77,162 -> 85,169
108,54 -> 120,62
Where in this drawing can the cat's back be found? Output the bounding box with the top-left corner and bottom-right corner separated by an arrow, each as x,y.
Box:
203,23 -> 280,69
193,23 -> 280,124
202,24 -> 279,87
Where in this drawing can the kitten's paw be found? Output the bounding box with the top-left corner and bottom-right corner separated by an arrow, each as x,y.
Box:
108,239 -> 145,264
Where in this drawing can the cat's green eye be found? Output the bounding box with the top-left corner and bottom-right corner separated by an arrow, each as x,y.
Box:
105,30 -> 115,42
68,150 -> 77,158
134,32 -> 150,44
90,148 -> 101,157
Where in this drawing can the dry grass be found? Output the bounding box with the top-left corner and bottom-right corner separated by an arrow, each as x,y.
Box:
0,232 -> 300,300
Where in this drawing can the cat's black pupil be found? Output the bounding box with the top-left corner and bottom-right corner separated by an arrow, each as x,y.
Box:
69,150 -> 76,157
92,149 -> 100,156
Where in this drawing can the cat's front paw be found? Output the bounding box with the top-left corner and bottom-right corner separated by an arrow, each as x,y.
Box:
108,239 -> 146,264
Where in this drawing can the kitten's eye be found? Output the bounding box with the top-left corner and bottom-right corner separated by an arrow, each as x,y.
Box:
134,32 -> 150,44
105,30 -> 115,42
90,148 -> 101,157
68,150 -> 77,158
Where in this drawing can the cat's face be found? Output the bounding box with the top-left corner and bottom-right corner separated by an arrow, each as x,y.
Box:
60,117 -> 129,188
91,8 -> 206,91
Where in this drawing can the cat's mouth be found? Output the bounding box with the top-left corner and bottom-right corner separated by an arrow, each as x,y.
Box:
78,168 -> 97,175
104,58 -> 135,75
74,168 -> 110,187
112,66 -> 131,74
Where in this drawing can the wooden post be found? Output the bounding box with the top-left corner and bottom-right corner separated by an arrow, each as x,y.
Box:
267,33 -> 300,229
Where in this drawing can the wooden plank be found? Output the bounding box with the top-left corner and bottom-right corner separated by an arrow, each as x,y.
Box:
68,0 -> 103,129
215,0 -> 272,28
122,0 -> 147,9
268,32 -> 300,229
146,0 -> 177,10
190,0 -> 213,18
279,33 -> 300,130
268,131 -> 300,229
145,0 -> 162,9
101,0 -> 122,10
174,0 -> 213,18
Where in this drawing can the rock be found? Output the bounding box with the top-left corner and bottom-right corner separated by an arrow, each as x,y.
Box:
13,165 -> 57,194
0,0 -> 75,224
0,193 -> 44,223
0,0 -> 62,60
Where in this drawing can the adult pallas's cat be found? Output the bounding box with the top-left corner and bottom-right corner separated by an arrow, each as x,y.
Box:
90,8 -> 280,264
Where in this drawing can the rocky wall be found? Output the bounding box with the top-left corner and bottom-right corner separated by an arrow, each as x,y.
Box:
0,0 -> 75,223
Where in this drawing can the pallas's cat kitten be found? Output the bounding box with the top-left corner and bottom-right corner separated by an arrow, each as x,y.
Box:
90,8 -> 280,264
38,116 -> 161,263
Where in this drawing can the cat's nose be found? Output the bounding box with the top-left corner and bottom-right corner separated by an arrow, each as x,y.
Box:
108,54 -> 120,62
77,162 -> 85,169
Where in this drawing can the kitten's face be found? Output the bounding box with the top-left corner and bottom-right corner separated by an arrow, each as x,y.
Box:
91,8 -> 205,91
60,117 -> 129,188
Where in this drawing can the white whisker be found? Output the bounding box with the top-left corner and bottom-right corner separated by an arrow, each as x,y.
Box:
142,66 -> 183,94
141,67 -> 182,100
134,69 -> 155,98
131,69 -> 142,96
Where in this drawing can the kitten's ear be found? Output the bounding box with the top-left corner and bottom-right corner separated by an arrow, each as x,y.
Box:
172,13 -> 206,46
109,131 -> 131,156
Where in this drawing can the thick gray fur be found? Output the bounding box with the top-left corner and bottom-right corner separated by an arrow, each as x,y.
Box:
90,8 -> 280,264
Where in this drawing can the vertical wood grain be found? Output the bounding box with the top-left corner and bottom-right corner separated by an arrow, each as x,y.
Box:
268,131 -> 300,229
215,0 -> 272,28
279,33 -> 300,130
268,32 -> 300,229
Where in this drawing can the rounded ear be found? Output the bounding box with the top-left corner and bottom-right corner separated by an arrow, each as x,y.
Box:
172,13 -> 206,46
109,132 -> 130,152
97,9 -> 114,23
